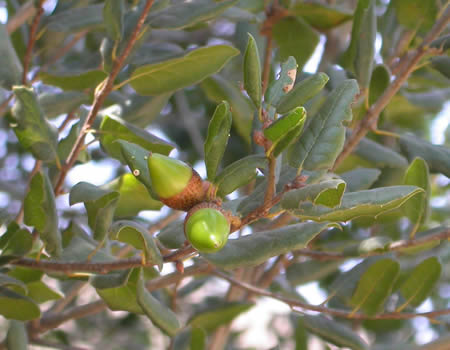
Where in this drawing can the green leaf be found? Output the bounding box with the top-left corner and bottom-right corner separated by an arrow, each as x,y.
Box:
129,45 -> 240,95
0,23 -> 23,89
272,17 -> 319,72
354,0 -> 376,90
172,327 -> 207,350
201,75 -> 254,144
148,0 -> 238,30
290,186 -> 423,222
286,260 -> 342,286
24,172 -> 61,257
431,56 -> 450,79
156,221 -> 185,249
6,321 -> 28,350
111,220 -> 163,270
340,168 -> 381,192
39,70 -> 107,91
38,91 -> 89,119
26,281 -> 63,304
353,136 -> 408,168
350,258 -> 400,315
393,0 -> 438,32
103,0 -> 124,40
204,101 -> 232,181
11,86 -> 58,162
289,3 -> 353,31
282,179 -> 346,209
189,302 -> 254,333
121,93 -> 172,128
369,65 -> 390,106
47,4 -> 104,32
57,121 -> 89,163
214,155 -> 267,197
0,222 -> 32,257
136,270 -> 180,336
398,257 -> 441,310
0,273 -> 27,294
266,56 -> 297,107
69,182 -> 120,241
301,315 -> 369,350
288,80 -> 359,171
106,174 -> 162,218
276,72 -> 329,114
99,115 -> 173,163
399,135 -> 450,177
403,158 -> 430,235
204,222 -> 335,269
264,107 -> 306,157
243,33 -> 262,109
96,268 -> 143,314
0,287 -> 41,321
294,317 -> 308,350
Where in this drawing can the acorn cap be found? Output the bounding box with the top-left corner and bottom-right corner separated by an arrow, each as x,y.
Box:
147,153 -> 206,211
184,203 -> 230,253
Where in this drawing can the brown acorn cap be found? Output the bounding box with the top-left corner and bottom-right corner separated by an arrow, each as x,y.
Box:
184,202 -> 242,235
161,169 -> 207,211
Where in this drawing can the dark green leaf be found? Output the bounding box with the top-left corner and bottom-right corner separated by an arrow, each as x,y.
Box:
121,93 -> 172,128
111,220 -> 163,270
431,56 -> 450,78
204,101 -> 232,181
136,270 -> 180,336
290,186 -> 423,222
369,65 -> 390,105
294,317 -> 308,350
0,222 -> 32,257
148,0 -> 238,30
106,174 -> 162,217
156,221 -> 185,249
266,56 -> 297,107
204,222 -> 335,269
0,23 -> 23,89
69,182 -> 120,241
6,321 -> 28,350
350,258 -> 400,315
276,73 -> 329,114
272,17 -> 319,72
0,273 -> 27,294
301,315 -> 369,350
288,80 -> 359,171
243,33 -> 262,109
103,0 -> 124,40
172,327 -> 207,350
353,136 -> 408,168
57,121 -> 89,163
286,260 -> 342,286
47,4 -> 104,32
189,302 -> 254,333
399,134 -> 450,177
282,179 -> 346,209
289,3 -> 353,31
264,107 -> 306,157
11,86 -> 58,162
39,70 -> 107,91
26,281 -> 63,303
393,0 -> 438,31
99,115 -> 173,163
201,75 -> 254,144
24,171 -> 61,257
0,287 -> 41,321
38,91 -> 89,119
129,45 -> 240,95
340,168 -> 381,192
398,257 -> 441,310
214,155 -> 267,197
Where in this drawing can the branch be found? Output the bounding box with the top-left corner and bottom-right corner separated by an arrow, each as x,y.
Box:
333,5 -> 450,170
53,0 -> 155,195
214,269 -> 450,320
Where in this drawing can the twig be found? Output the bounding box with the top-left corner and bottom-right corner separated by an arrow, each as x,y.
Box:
22,0 -> 45,84
49,281 -> 87,314
333,6 -> 450,170
214,269 -> 450,320
263,156 -> 277,206
53,0 -> 155,196
261,35 -> 273,96
6,0 -> 36,34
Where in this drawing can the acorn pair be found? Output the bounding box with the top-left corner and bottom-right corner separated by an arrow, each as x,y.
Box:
148,153 -> 231,253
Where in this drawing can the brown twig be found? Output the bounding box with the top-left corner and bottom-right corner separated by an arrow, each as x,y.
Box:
22,0 -> 45,84
53,0 -> 155,196
261,35 -> 273,96
6,0 -> 36,34
214,269 -> 450,320
333,6 -> 450,170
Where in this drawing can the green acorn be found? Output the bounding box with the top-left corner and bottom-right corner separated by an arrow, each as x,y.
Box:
184,203 -> 231,253
147,153 -> 206,211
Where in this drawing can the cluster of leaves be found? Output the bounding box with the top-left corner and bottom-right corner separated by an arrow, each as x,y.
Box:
0,0 -> 449,349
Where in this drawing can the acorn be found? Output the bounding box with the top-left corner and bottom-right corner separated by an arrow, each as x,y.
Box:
184,202 -> 233,253
147,153 -> 206,211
